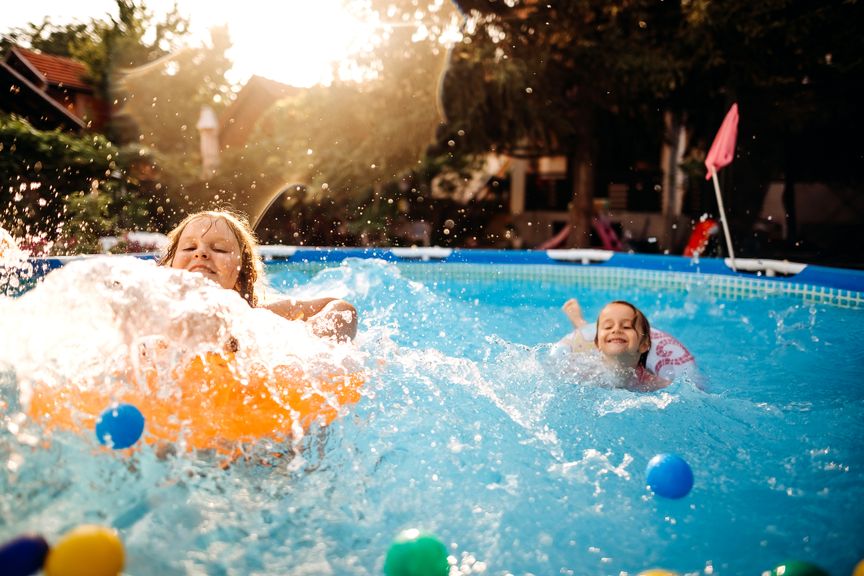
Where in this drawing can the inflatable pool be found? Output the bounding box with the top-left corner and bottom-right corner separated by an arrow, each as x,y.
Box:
2,249 -> 862,576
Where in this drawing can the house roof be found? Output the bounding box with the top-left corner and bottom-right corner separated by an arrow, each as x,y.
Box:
238,74 -> 297,100
219,75 -> 298,149
0,60 -> 86,130
13,46 -> 92,91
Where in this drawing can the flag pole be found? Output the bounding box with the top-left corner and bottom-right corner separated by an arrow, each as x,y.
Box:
710,166 -> 737,271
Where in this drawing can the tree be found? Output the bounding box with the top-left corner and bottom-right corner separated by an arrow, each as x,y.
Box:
206,0 -> 458,244
2,0 -> 194,144
117,24 -> 233,156
1,1 -> 236,238
1,21 -> 91,58
0,113 -> 130,253
441,0 -> 864,254
673,0 -> 864,255
441,1 -> 687,246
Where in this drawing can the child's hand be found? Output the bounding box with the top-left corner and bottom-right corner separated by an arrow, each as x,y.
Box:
563,298 -> 587,328
308,300 -> 358,342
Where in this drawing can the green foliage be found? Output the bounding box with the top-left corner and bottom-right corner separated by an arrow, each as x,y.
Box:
3,0 -> 232,174
0,113 -> 117,241
55,187 -> 153,254
118,24 -> 233,153
2,1 -> 192,107
443,1 -> 688,156
55,191 -> 117,254
208,1 -> 455,244
442,0 -> 864,250
110,21 -> 233,205
1,0 -> 234,247
0,114 -> 155,254
445,0 -> 863,164
245,23 -> 447,198
1,21 -> 91,58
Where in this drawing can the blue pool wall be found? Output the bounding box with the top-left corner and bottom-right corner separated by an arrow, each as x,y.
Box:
15,248 -> 864,307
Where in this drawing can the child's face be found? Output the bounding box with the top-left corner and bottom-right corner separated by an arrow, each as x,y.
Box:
595,303 -> 650,367
170,217 -> 242,290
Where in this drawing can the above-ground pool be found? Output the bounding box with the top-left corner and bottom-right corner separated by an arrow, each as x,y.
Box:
1,249 -> 863,575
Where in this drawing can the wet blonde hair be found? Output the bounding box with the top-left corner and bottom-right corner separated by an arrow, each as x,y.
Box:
593,300 -> 652,368
158,210 -> 262,306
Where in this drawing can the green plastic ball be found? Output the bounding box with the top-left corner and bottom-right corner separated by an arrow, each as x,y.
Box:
768,560 -> 829,576
384,529 -> 449,576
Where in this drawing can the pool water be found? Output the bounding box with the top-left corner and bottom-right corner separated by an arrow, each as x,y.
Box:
1,256 -> 862,575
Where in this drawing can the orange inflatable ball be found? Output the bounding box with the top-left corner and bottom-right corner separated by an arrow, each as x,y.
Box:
44,525 -> 124,576
29,352 -> 365,451
854,559 -> 864,576
638,571 -> 679,576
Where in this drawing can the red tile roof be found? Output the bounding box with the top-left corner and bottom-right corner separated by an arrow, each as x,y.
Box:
15,47 -> 91,91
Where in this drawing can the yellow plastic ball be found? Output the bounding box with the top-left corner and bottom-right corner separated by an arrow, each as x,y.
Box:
638,570 -> 679,576
853,559 -> 864,576
44,525 -> 125,576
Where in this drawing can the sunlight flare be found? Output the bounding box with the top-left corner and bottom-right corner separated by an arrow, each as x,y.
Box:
187,0 -> 383,86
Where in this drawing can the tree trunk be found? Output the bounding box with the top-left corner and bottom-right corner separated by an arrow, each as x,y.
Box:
661,110 -> 687,251
565,109 -> 597,249
566,156 -> 594,248
782,140 -> 797,246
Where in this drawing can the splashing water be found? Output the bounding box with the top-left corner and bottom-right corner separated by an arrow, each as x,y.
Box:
1,256 -> 862,575
0,227 -> 35,297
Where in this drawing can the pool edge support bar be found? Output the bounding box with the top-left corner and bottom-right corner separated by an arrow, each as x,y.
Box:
259,245 -> 298,261
546,249 -> 615,265
390,247 -> 453,261
722,258 -> 806,277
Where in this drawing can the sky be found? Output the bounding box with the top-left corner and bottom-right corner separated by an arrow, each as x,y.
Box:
1,0 -> 383,87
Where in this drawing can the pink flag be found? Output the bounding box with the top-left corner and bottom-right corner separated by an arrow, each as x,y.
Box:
704,103 -> 739,180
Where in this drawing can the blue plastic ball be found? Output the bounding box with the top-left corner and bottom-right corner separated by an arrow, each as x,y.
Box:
645,453 -> 694,499
95,404 -> 145,449
0,533 -> 49,576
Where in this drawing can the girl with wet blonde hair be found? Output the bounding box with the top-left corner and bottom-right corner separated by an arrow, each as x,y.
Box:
159,210 -> 262,306
159,209 -> 357,341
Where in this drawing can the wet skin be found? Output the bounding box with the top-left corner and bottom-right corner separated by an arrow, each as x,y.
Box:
170,217 -> 242,290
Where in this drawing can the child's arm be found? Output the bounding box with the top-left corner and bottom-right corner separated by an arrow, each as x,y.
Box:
264,297 -> 358,341
562,298 -> 594,352
563,298 -> 588,329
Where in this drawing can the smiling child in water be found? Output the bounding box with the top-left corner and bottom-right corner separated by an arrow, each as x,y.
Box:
562,298 -> 669,391
160,210 -> 357,341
